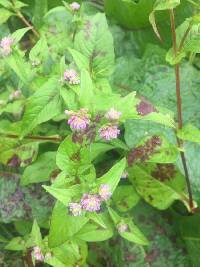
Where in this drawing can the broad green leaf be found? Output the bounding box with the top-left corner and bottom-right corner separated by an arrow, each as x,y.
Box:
45,256 -> 67,267
108,207 -> 148,245
5,237 -> 26,251
29,35 -> 48,63
49,201 -> 88,247
56,136 -> 91,173
97,158 -> 126,193
14,0 -> 28,9
89,142 -> 114,161
0,138 -> 38,165
31,220 -> 42,247
80,69 -> 94,107
0,0 -> 12,8
21,152 -> 56,186
5,52 -> 33,84
149,0 -> 180,40
75,220 -> 113,242
20,77 -> 62,137
75,13 -> 114,79
33,0 -> 48,28
51,240 -> 88,267
12,27 -> 31,44
129,164 -> 189,210
68,48 -> 88,71
43,185 -> 81,206
14,220 -> 32,235
113,185 -> 140,212
0,8 -> 13,25
177,124 -> 200,144
105,0 -> 155,29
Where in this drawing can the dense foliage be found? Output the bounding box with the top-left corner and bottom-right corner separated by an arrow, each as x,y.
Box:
0,0 -> 200,266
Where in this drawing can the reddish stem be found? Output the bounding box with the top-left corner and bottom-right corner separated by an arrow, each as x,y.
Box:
169,9 -> 194,210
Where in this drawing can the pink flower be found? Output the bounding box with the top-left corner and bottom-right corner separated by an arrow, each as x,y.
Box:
0,36 -> 13,56
117,223 -> 128,233
121,171 -> 128,179
9,90 -> 21,101
69,202 -> 82,216
81,194 -> 101,212
65,108 -> 90,131
99,124 -> 120,141
105,108 -> 121,121
44,252 -> 52,260
99,184 -> 111,201
70,2 -> 80,11
33,246 -> 44,262
64,69 -> 80,84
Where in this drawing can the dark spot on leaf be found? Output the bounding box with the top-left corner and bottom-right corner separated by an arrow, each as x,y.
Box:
136,100 -> 157,116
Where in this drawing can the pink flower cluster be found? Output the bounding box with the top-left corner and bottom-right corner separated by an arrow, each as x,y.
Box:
70,2 -> 80,11
81,194 -> 101,212
99,124 -> 120,141
105,108 -> 121,121
68,184 -> 111,215
9,89 -> 21,101
0,36 -> 13,56
99,108 -> 121,141
64,69 -> 80,85
99,184 -> 112,200
117,222 -> 128,233
69,202 -> 82,216
33,246 -> 44,262
65,108 -> 90,131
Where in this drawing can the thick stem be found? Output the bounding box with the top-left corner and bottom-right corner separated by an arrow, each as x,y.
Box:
1,133 -> 62,142
169,9 -> 194,210
16,11 -> 40,38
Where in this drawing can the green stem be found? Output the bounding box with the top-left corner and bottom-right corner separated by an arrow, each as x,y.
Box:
1,133 -> 62,142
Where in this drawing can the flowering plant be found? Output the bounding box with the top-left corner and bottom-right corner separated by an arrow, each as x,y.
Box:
1,0 -> 200,266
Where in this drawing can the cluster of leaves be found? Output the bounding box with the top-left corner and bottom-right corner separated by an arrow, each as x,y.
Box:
0,0 -> 200,266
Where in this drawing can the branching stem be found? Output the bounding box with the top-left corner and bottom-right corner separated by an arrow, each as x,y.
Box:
169,9 -> 194,210
16,11 -> 40,38
1,133 -> 62,142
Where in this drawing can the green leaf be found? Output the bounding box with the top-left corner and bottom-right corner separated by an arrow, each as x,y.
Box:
20,77 -> 62,137
31,220 -> 42,247
56,135 -> 91,173
108,207 -> 148,245
49,201 -> 88,248
105,0 -> 155,29
14,0 -> 28,9
97,158 -> 126,193
45,256 -> 67,267
113,185 -> 140,212
5,237 -> 26,251
79,69 -> 94,107
43,185 -> 80,206
12,27 -> 31,44
21,152 -> 56,186
5,52 -> 33,85
0,0 -> 12,8
75,13 -> 114,79
75,217 -> 113,242
149,0 -> 180,40
29,35 -> 48,63
177,124 -> 200,144
33,0 -> 48,28
0,8 -> 13,25
129,164 -> 188,210
68,48 -> 88,71
89,142 -> 114,161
